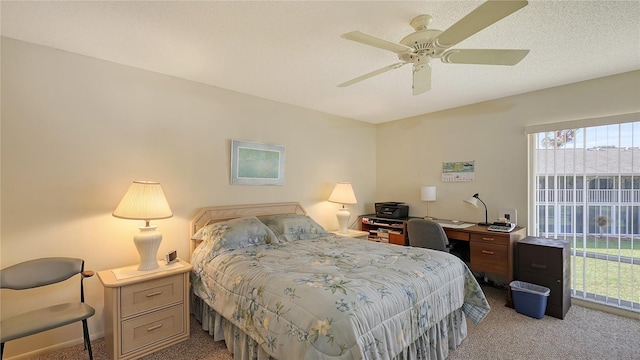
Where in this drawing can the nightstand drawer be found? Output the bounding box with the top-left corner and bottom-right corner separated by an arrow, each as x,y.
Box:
121,304 -> 185,354
121,274 -> 184,317
470,241 -> 508,275
470,233 -> 510,246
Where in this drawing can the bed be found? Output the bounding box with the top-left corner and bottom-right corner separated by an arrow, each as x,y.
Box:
189,203 -> 490,360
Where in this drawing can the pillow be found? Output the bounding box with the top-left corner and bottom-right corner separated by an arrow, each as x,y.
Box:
192,216 -> 278,251
260,214 -> 329,242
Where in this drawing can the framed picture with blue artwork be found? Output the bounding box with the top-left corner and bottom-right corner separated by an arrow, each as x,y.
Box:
231,139 -> 285,185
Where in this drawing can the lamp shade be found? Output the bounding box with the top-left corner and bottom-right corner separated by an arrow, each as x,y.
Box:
328,182 -> 357,205
420,186 -> 436,201
113,181 -> 173,221
464,196 -> 479,207
464,193 -> 490,226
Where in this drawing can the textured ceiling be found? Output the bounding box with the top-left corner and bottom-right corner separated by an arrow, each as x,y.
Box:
2,0 -> 639,124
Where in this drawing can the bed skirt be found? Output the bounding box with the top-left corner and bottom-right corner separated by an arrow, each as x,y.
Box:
191,294 -> 469,360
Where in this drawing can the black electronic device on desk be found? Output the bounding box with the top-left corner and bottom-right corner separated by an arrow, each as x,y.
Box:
487,222 -> 516,233
375,202 -> 409,219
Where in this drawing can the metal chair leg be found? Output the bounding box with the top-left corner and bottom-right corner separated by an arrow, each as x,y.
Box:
82,319 -> 93,360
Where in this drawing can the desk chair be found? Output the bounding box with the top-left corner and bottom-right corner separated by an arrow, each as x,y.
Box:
0,257 -> 95,359
407,218 -> 450,252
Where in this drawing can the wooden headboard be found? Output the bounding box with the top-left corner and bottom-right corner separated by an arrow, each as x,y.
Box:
189,202 -> 307,254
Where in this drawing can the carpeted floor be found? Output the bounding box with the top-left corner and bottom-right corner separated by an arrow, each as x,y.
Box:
447,286 -> 640,360
28,285 -> 640,360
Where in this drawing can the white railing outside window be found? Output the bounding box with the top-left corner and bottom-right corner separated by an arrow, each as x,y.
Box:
528,116 -> 640,312
537,189 -> 640,203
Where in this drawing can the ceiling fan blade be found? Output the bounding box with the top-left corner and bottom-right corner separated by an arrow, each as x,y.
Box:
338,62 -> 407,87
342,31 -> 414,54
441,49 -> 529,65
412,62 -> 432,95
433,0 -> 528,50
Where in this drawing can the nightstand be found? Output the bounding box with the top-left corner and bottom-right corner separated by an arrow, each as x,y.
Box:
97,259 -> 192,360
331,229 -> 369,239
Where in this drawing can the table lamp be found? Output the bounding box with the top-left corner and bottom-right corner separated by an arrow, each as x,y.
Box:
328,182 -> 357,234
420,186 -> 436,220
464,193 -> 490,226
113,181 -> 173,271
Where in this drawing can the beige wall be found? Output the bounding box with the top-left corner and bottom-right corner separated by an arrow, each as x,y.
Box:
2,36 -> 639,359
0,38 -> 376,358
376,70 -> 640,228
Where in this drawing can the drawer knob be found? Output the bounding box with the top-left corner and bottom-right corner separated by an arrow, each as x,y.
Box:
146,323 -> 164,332
481,250 -> 495,255
481,237 -> 495,242
146,290 -> 163,297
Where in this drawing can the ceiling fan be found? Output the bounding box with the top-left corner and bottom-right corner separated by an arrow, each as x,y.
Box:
338,0 -> 530,95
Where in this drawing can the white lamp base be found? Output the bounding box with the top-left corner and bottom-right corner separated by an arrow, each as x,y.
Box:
336,207 -> 351,234
134,225 -> 162,271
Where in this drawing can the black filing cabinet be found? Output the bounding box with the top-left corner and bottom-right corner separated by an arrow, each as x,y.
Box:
517,236 -> 571,319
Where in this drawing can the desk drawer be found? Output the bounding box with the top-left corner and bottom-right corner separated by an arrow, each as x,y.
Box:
121,303 -> 185,354
445,229 -> 470,241
389,232 -> 405,246
470,233 -> 510,246
121,274 -> 184,318
470,242 -> 508,275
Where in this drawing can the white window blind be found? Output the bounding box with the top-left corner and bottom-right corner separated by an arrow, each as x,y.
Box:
528,114 -> 639,312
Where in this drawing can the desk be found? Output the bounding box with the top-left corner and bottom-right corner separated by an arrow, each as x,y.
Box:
360,215 -> 526,306
360,215 -> 421,245
442,223 -> 526,306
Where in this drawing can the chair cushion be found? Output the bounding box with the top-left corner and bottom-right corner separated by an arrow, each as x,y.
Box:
0,302 -> 95,342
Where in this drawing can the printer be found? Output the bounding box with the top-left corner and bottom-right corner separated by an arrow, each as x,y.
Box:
375,202 -> 409,219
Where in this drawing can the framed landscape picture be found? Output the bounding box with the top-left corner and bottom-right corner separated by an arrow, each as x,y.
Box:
231,139 -> 285,185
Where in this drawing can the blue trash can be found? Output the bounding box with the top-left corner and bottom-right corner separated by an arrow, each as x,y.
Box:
510,281 -> 550,319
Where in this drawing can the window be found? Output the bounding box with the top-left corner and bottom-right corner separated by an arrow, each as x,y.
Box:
527,113 -> 639,312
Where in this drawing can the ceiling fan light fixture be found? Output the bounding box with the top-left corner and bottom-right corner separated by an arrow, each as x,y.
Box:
412,61 -> 432,95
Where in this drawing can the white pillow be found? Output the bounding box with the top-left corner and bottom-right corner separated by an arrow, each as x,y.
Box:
192,216 -> 279,251
260,214 -> 329,242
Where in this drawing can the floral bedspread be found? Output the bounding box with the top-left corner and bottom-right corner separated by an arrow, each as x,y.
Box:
191,236 -> 490,360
